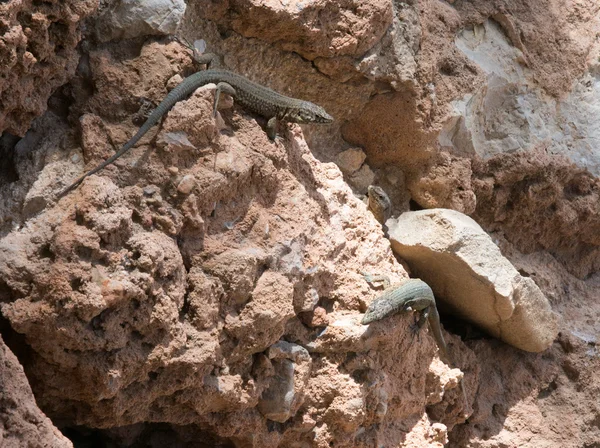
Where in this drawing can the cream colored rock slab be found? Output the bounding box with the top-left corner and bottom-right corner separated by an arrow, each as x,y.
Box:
387,209 -> 558,352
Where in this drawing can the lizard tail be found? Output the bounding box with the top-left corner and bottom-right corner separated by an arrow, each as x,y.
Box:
58,72 -> 212,197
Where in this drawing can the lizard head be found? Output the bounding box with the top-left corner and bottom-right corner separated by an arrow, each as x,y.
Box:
367,185 -> 392,225
292,101 -> 334,124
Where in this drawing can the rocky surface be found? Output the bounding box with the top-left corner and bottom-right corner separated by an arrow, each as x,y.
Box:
1,0 -> 599,447
0,0 -> 98,136
472,149 -> 600,280
0,335 -> 73,448
94,0 -> 186,43
0,40 -> 470,446
196,0 -> 394,60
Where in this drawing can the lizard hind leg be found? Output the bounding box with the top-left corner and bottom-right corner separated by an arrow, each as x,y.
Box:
409,307 -> 429,342
213,82 -> 236,117
403,298 -> 430,341
362,273 -> 391,289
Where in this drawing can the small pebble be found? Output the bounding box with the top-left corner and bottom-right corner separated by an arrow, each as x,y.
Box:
177,175 -> 196,194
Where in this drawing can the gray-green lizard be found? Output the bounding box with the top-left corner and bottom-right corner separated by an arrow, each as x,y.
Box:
362,275 -> 468,412
366,185 -> 391,226
366,185 -> 392,236
361,276 -> 449,361
60,48 -> 333,196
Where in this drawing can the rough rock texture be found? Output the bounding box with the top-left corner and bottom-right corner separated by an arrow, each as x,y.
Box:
194,0 -> 394,60
0,0 -> 98,136
472,148 -> 600,280
0,335 -> 73,448
256,341 -> 312,423
450,333 -> 600,448
2,0 -> 600,446
387,208 -> 558,352
442,15 -> 600,176
406,1 -> 600,281
0,41 -> 472,447
94,0 -> 186,43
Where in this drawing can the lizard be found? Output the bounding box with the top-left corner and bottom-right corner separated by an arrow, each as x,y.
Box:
366,185 -> 392,226
59,43 -> 333,196
362,275 -> 469,412
363,185 -> 469,412
361,276 -> 450,364
366,184 -> 392,235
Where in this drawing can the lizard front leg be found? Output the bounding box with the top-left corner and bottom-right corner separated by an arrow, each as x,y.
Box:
213,82 -> 236,117
401,297 -> 431,341
266,117 -> 279,140
362,273 -> 391,289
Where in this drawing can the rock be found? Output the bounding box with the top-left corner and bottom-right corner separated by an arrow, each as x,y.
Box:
95,0 -> 186,42
0,0 -> 98,135
197,0 -> 393,60
349,164 -> 376,193
176,174 -> 196,194
257,358 -> 295,422
202,249 -> 262,306
3,1 -> 599,443
409,152 -> 477,214
471,148 -> 600,280
257,341 -> 311,423
0,35 -> 454,439
160,85 -> 221,149
161,132 -> 197,152
335,148 -> 367,175
442,18 -> 600,177
387,208 -> 559,352
0,335 -> 73,448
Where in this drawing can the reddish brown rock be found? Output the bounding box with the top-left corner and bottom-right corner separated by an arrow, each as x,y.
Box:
411,152 -> 476,214
197,0 -> 394,60
0,0 -> 98,135
0,40 -> 472,446
0,335 -> 72,448
2,0 -> 600,446
472,148 -> 600,279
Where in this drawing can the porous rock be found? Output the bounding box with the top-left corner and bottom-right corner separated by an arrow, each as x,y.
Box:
0,0 -> 98,136
0,40 -> 471,447
0,335 -> 73,448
